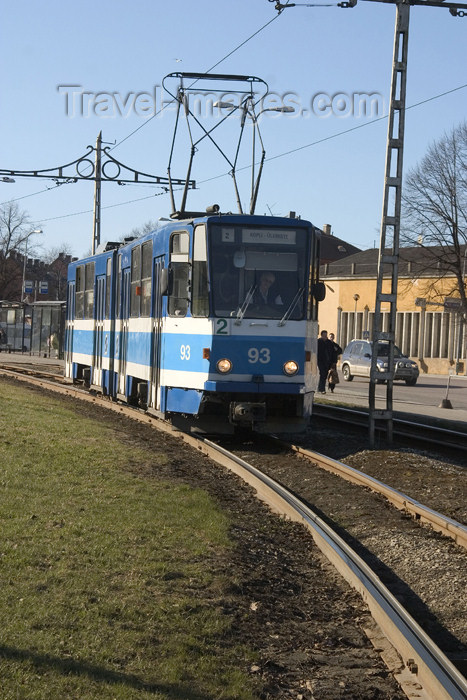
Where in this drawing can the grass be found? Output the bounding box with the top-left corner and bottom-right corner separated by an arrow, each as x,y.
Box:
0,381 -> 259,699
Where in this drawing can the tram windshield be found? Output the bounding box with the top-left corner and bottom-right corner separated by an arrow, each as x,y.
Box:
209,224 -> 309,320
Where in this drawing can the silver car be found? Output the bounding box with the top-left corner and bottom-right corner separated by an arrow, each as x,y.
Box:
341,339 -> 419,386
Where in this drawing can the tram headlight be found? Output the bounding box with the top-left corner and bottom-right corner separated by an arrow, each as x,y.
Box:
283,360 -> 299,376
216,358 -> 232,374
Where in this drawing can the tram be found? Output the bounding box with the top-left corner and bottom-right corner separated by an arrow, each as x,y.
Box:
65,212 -> 325,433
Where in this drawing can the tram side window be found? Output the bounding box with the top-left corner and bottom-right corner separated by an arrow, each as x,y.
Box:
105,257 -> 111,319
84,263 -> 95,319
130,245 -> 141,317
130,243 -> 152,317
192,225 -> 208,317
141,241 -> 152,317
168,231 -> 189,317
116,255 -> 121,318
75,265 -> 84,318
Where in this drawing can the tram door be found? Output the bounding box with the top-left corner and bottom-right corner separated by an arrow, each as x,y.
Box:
118,268 -> 130,397
92,275 -> 105,388
150,258 -> 164,409
65,281 -> 75,379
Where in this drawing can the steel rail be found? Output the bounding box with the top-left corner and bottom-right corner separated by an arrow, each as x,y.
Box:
1,367 -> 467,699
3,363 -> 466,546
280,439 -> 467,550
0,363 -> 65,382
312,403 -> 467,452
198,439 -> 467,700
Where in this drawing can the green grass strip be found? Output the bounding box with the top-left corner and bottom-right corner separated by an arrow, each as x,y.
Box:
0,381 -> 258,699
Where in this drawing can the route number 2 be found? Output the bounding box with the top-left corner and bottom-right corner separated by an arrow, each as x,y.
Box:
248,347 -> 270,364
215,318 -> 229,335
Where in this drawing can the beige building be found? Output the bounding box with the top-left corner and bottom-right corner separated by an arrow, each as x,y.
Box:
319,245 -> 467,376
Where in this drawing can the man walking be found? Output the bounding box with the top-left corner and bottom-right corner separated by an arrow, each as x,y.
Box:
317,330 -> 333,393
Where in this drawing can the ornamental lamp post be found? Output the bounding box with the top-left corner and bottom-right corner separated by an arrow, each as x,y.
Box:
353,293 -> 360,338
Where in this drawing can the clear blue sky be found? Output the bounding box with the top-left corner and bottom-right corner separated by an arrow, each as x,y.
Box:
1,0 -> 466,260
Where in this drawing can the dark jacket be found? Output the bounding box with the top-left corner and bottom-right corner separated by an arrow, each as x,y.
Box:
330,341 -> 342,364
318,337 -> 333,370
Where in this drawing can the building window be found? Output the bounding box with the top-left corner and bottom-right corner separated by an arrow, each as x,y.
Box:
439,313 -> 449,358
410,313 -> 420,358
424,313 -> 433,357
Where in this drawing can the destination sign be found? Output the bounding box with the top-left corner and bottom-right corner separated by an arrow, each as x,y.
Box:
241,228 -> 296,245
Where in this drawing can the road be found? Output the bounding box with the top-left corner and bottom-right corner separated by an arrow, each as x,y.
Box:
325,371 -> 467,415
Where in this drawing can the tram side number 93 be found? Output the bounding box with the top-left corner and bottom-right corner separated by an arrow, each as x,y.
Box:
180,345 -> 271,364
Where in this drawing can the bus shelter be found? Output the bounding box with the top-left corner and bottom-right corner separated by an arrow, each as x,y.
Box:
0,301 -> 65,358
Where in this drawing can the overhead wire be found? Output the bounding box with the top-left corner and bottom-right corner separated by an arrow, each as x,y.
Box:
37,189 -> 171,223
28,82 -> 467,225
0,180 -> 75,208
111,11 -> 283,151
1,10 -> 285,225
197,82 -> 467,182
4,4 -> 465,227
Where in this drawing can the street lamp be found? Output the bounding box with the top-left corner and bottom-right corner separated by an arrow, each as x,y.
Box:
22,228 -> 43,302
213,102 -> 294,116
353,293 -> 360,338
248,106 -> 294,214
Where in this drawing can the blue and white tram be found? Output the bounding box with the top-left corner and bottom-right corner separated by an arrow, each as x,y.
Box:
65,214 -> 325,433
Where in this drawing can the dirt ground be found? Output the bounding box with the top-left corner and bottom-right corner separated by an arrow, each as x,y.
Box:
7,377 -> 467,699
229,418 -> 467,683
20,382 -> 409,700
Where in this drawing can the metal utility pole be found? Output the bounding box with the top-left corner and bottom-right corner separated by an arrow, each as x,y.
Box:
368,1 -> 410,446
270,0 -> 467,446
1,140 -> 195,255
92,131 -> 102,255
363,0 -> 467,446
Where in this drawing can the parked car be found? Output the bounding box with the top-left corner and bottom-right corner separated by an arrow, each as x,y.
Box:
341,339 -> 419,386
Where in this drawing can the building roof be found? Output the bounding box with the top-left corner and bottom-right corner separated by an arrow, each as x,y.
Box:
318,227 -> 361,264
320,244 -> 467,278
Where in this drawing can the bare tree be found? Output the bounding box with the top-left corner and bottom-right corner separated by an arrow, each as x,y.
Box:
401,121 -> 467,314
127,220 -> 159,239
0,202 -> 40,300
44,244 -> 75,301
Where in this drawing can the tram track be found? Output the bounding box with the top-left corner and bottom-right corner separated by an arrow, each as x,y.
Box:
312,402 -> 467,455
3,359 -> 466,453
1,363 -> 467,699
3,360 -> 465,544
206,439 -> 467,700
276,438 -> 467,549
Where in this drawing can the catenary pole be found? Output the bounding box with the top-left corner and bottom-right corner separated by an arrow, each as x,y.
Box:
92,131 -> 102,255
368,1 -> 410,446
270,0 -> 467,446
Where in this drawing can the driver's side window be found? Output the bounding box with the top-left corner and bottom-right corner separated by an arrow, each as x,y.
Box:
168,231 -> 189,317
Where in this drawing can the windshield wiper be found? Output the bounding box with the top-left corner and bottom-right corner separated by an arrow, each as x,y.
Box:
278,287 -> 304,326
234,283 -> 256,325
